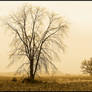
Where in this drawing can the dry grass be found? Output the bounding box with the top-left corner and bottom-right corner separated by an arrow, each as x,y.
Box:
0,75 -> 92,91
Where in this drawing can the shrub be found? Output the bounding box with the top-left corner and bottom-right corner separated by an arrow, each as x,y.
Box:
12,77 -> 17,82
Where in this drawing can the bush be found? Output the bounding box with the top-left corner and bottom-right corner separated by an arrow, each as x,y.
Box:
22,78 -> 30,83
12,77 -> 17,82
21,77 -> 42,83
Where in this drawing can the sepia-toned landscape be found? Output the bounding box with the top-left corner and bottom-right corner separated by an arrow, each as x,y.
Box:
0,1 -> 92,91
0,74 -> 92,91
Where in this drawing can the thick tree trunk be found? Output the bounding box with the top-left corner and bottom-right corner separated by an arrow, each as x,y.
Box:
29,59 -> 34,82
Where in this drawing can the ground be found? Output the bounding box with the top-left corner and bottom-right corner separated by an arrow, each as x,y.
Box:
0,75 -> 92,91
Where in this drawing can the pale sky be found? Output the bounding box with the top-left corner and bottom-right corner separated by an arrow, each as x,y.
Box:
0,1 -> 92,74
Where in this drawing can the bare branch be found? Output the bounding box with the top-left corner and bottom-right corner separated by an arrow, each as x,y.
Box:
6,4 -> 68,79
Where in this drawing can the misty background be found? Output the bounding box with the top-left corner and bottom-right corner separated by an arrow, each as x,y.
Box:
0,1 -> 92,75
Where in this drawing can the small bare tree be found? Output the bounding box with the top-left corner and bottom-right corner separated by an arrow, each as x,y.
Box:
81,57 -> 92,76
5,4 -> 68,81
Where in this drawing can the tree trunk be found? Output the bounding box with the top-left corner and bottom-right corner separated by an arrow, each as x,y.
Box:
29,59 -> 34,82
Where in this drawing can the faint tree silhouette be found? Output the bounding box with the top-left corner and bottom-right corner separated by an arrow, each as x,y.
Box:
5,4 -> 68,81
81,57 -> 92,76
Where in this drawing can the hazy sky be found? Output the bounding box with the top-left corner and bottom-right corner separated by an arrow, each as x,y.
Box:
0,1 -> 92,74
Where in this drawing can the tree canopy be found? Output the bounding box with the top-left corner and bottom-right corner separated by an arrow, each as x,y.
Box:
5,4 -> 68,80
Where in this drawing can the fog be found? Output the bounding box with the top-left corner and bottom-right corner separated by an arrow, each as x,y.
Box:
0,1 -> 92,74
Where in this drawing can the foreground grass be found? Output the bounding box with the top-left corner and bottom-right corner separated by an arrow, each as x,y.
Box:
0,75 -> 92,91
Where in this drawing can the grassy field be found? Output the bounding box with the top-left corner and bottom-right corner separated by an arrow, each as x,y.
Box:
0,75 -> 92,91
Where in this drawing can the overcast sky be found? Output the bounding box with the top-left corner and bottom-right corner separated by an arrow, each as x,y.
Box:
0,1 -> 92,74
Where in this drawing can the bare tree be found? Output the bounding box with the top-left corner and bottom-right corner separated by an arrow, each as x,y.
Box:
81,57 -> 92,76
6,4 -> 68,81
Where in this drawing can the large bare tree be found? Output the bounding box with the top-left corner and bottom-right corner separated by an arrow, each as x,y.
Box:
6,4 -> 68,81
